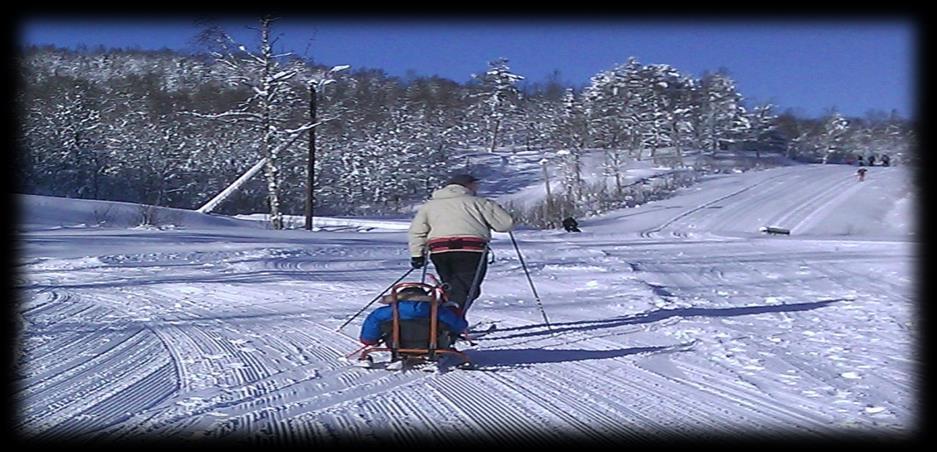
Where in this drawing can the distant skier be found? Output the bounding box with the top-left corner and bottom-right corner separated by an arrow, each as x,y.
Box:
882,154 -> 891,167
359,286 -> 468,348
857,167 -> 868,182
408,174 -> 514,316
868,155 -> 876,166
857,155 -> 865,166
562,216 -> 581,233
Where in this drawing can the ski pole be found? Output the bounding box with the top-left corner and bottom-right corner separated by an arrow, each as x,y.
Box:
462,244 -> 490,314
509,231 -> 552,331
344,343 -> 370,360
420,247 -> 429,284
336,267 -> 415,332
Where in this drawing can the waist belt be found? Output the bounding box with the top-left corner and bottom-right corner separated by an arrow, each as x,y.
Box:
427,236 -> 487,253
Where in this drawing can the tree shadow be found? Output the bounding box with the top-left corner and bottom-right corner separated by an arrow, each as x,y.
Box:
485,298 -> 846,342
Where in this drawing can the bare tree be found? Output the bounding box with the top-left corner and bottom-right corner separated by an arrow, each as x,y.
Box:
187,16 -> 322,229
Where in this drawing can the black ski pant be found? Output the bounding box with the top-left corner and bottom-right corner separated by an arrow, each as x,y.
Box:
430,250 -> 487,312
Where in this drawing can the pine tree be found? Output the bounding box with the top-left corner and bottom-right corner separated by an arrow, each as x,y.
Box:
472,58 -> 525,152
746,103 -> 778,159
553,89 -> 587,200
818,112 -> 850,164
698,71 -> 750,154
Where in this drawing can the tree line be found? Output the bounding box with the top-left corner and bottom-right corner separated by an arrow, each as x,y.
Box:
15,20 -> 916,228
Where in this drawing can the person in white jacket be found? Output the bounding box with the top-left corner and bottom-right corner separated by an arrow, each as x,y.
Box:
408,174 -> 514,316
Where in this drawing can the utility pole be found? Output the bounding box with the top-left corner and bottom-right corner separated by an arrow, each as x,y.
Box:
303,64 -> 349,230
540,158 -> 553,226
305,84 -> 317,230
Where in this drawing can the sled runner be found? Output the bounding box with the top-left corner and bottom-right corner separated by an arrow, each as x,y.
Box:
354,281 -> 473,370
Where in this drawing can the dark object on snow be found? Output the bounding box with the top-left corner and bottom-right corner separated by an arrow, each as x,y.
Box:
857,167 -> 868,182
868,155 -> 876,166
882,154 -> 890,167
857,155 -> 864,166
760,226 -> 790,235
562,217 -> 581,232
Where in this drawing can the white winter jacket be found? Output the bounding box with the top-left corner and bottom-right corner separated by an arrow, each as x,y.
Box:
408,184 -> 514,257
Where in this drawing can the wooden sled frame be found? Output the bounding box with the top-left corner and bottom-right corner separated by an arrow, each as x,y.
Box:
358,281 -> 471,366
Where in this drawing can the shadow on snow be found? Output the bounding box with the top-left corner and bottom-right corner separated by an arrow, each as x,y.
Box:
485,298 -> 846,342
464,342 -> 695,369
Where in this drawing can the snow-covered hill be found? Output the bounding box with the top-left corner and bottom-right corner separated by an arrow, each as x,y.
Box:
14,164 -> 918,443
18,194 -> 263,231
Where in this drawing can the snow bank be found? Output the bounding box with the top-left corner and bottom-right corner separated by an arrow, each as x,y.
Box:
17,194 -> 263,231
16,193 -> 412,234
233,213 -> 410,231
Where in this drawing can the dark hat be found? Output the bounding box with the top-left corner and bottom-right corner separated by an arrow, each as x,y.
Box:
446,174 -> 479,187
380,286 -> 432,304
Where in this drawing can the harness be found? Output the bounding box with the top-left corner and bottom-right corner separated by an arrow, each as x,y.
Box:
427,236 -> 487,253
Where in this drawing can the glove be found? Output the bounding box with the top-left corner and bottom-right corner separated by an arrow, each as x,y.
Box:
410,256 -> 425,269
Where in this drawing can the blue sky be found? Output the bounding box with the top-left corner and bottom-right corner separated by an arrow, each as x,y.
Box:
19,18 -> 915,119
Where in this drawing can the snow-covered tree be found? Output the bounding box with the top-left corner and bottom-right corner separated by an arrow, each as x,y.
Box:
817,112 -> 850,164
636,64 -> 690,162
582,63 -> 630,150
188,16 -> 322,229
106,111 -> 202,207
583,60 -> 636,195
746,103 -> 778,159
551,89 -> 587,200
871,111 -> 914,166
670,94 -> 699,164
17,43 -> 916,221
472,58 -> 525,152
21,76 -> 111,198
697,71 -> 750,153
845,123 -> 874,162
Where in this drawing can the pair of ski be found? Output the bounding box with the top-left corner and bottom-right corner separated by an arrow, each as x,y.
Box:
463,322 -> 498,341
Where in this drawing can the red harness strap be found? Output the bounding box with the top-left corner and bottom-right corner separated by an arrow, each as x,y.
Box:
427,236 -> 487,253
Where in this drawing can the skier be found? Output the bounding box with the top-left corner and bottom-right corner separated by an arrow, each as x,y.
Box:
857,167 -> 868,182
562,216 -> 581,232
856,155 -> 865,166
868,155 -> 876,166
408,174 -> 514,316
882,154 -> 891,167
359,286 -> 468,348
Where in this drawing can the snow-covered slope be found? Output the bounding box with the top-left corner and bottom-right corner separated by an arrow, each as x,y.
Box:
585,164 -> 916,239
444,147 -> 703,210
17,194 -> 264,231
15,164 -> 918,442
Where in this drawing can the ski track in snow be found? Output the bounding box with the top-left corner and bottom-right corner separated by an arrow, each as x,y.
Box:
15,164 -> 917,441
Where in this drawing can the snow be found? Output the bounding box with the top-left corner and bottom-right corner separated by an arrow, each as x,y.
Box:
15,163 -> 918,442
479,148 -> 680,210
17,194 -> 263,231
